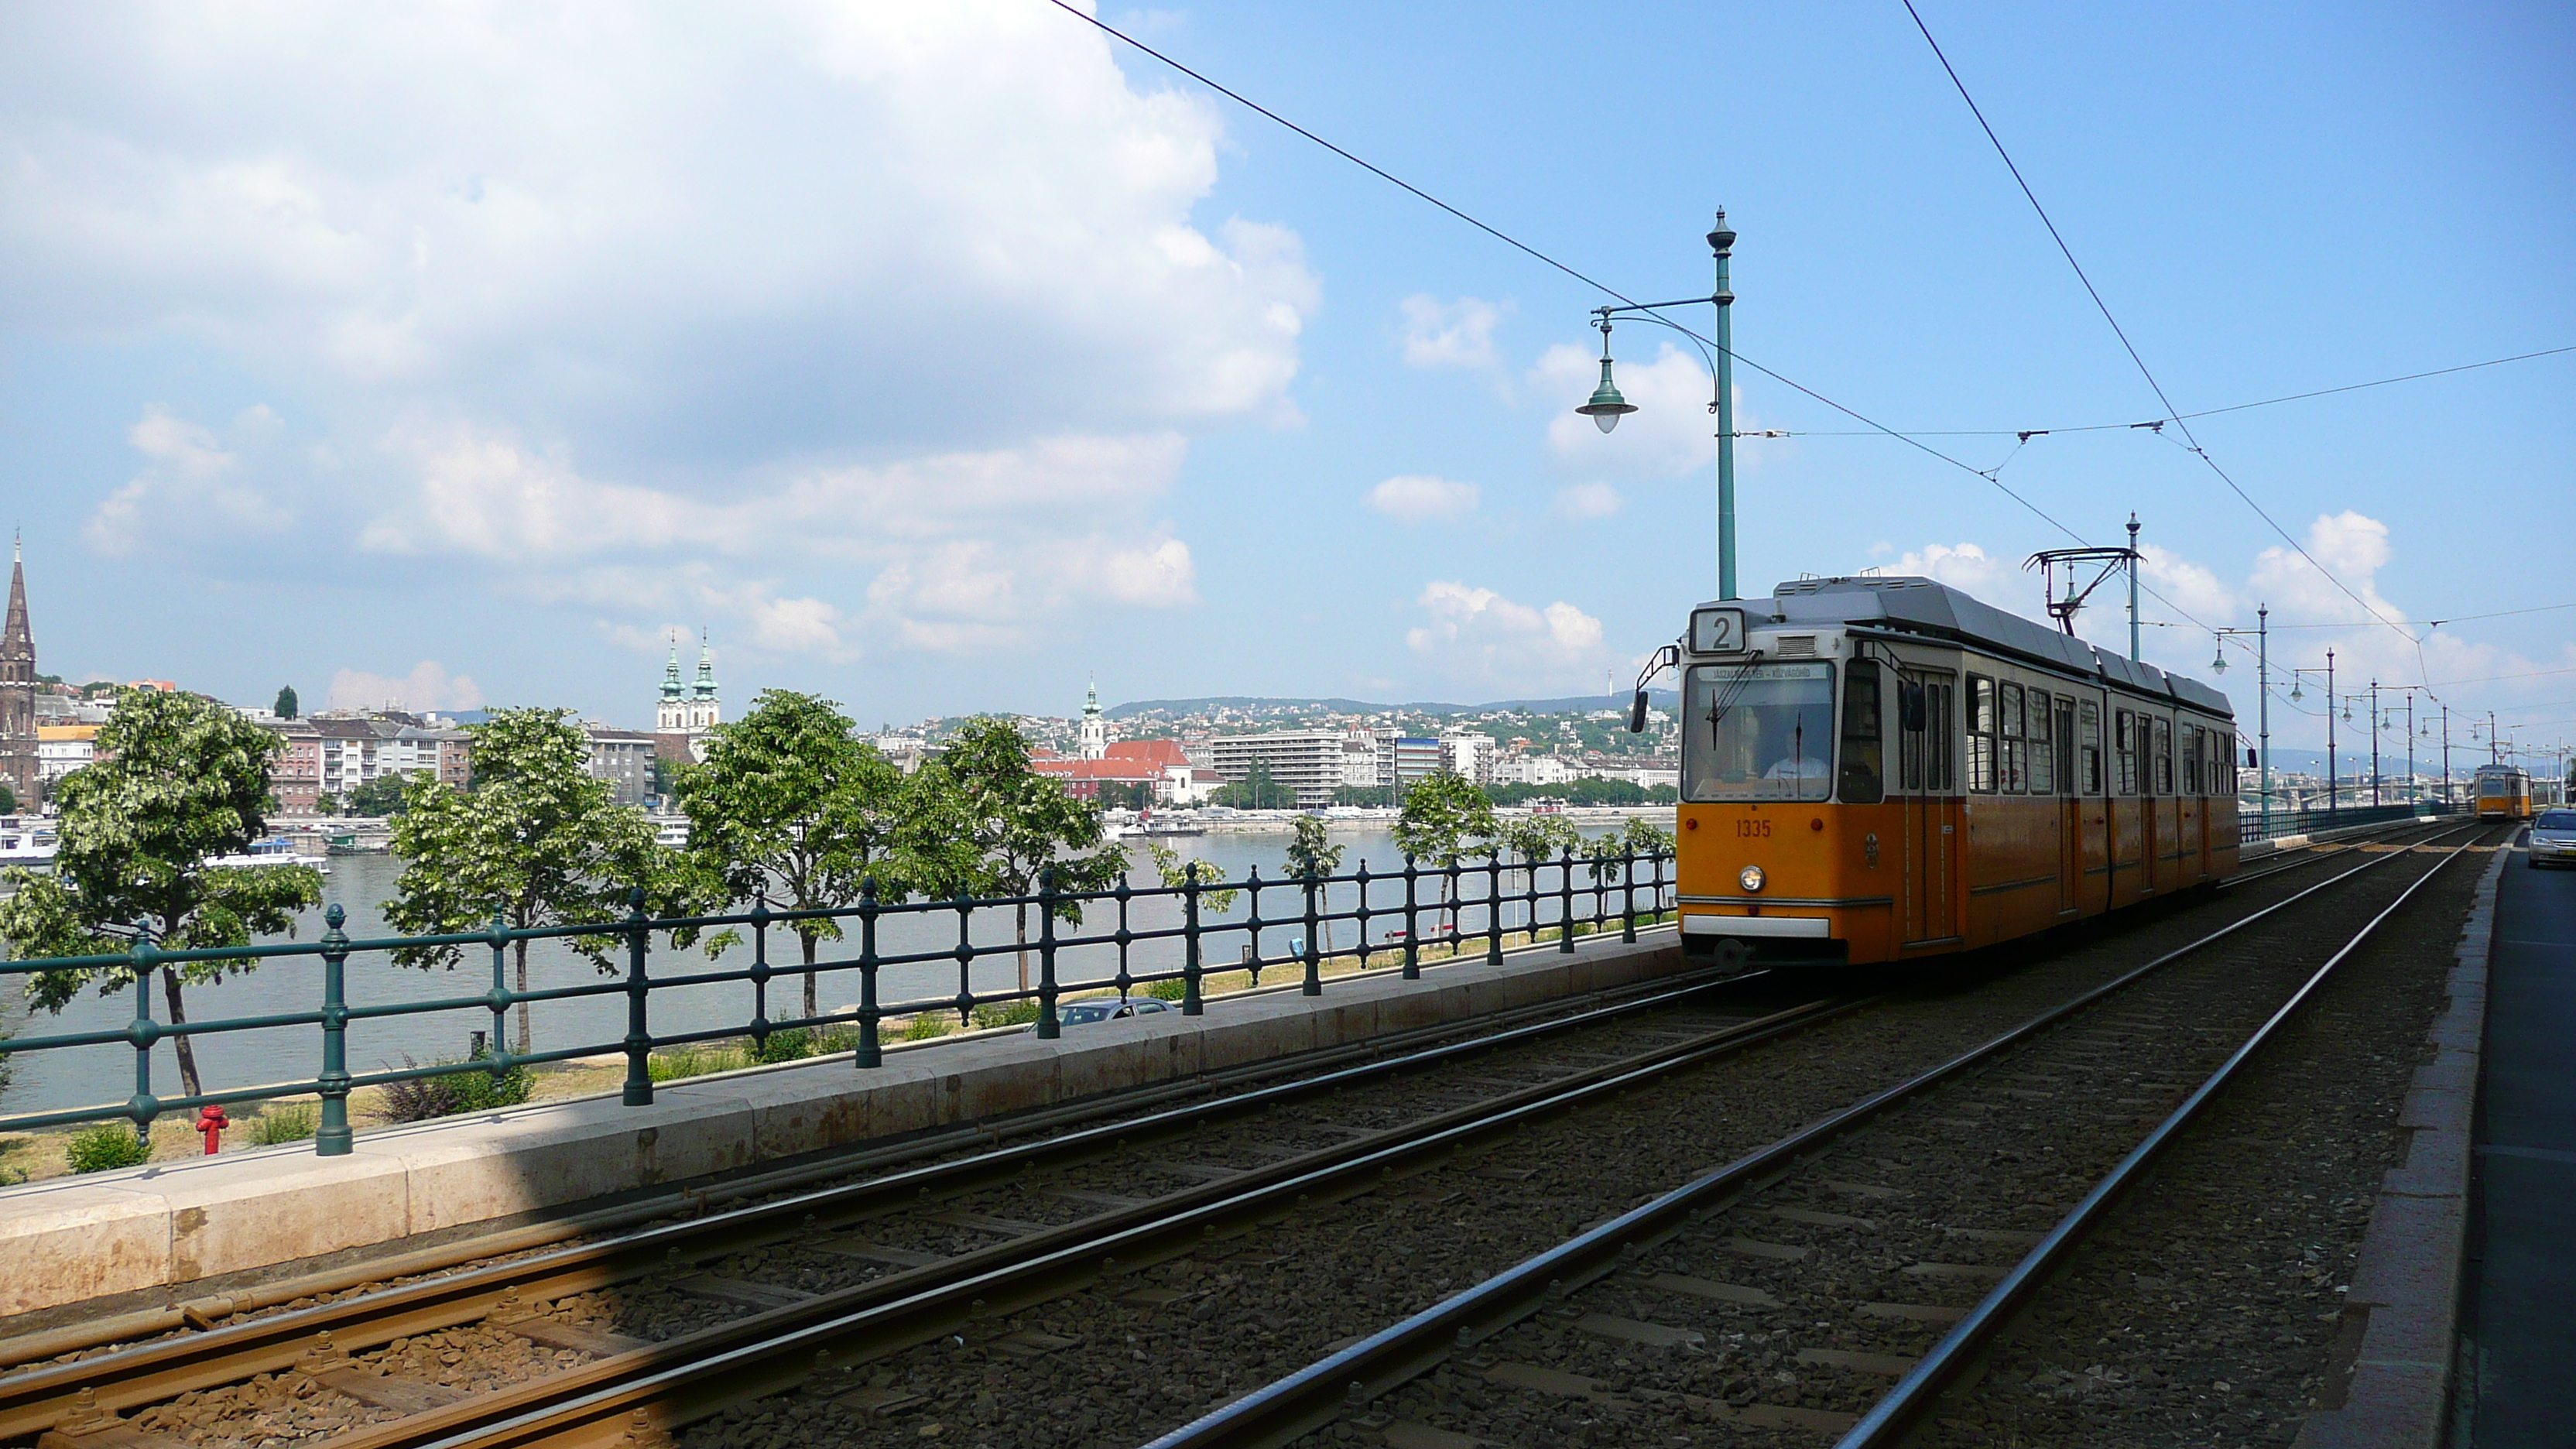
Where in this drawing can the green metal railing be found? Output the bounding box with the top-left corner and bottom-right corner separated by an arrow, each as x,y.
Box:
2239,799 -> 2458,844
0,847 -> 1673,1156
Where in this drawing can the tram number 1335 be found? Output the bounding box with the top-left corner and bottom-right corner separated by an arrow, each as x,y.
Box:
1735,819 -> 1772,838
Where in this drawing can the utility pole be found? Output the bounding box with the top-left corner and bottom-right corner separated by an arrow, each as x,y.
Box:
2326,648 -> 2338,822
2258,605 -> 2271,837
2126,513 -> 2142,662
2405,693 -> 2415,806
2441,704 -> 2451,807
1711,212 -> 1738,601
2370,679 -> 2380,807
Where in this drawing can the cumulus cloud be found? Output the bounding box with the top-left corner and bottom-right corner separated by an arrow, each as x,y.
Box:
1397,294 -> 1508,369
10,4 -> 1313,656
1367,474 -> 1480,523
84,406 -> 290,556
1894,542 -> 2009,599
1552,482 -> 1623,520
327,660 -> 481,713
1535,341 -> 1717,479
1405,581 -> 1607,687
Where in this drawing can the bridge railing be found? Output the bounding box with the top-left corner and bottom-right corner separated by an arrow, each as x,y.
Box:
0,847 -> 1673,1158
2239,799 -> 2461,844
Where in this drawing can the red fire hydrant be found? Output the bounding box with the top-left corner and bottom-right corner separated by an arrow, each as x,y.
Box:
196,1105 -> 228,1156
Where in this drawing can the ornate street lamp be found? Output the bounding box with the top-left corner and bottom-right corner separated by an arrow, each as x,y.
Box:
1574,318 -> 1637,433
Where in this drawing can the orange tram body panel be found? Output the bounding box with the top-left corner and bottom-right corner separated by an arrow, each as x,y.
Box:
1671,577 -> 2240,968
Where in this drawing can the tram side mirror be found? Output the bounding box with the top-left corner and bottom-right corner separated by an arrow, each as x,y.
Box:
1899,681 -> 1927,733
2247,748 -> 2259,768
1629,689 -> 1650,733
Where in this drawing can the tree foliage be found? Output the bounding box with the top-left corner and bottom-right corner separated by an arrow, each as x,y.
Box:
1482,778 -> 1679,807
1142,841 -> 1239,915
1391,769 -> 1495,869
0,781 -> 15,814
347,772 -> 413,817
914,718 -> 1119,992
675,690 -> 916,1019
383,707 -> 666,1050
1211,760 -> 1295,810
274,685 -> 299,721
0,688 -> 323,1098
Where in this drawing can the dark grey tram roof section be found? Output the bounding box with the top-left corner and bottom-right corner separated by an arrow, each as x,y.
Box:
1718,575 -> 2233,718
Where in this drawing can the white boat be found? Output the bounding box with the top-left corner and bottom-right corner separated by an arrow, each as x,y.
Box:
204,837 -> 331,875
0,817 -> 57,866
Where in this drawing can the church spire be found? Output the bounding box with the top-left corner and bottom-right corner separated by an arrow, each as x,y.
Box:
660,632 -> 683,701
692,628 -> 718,701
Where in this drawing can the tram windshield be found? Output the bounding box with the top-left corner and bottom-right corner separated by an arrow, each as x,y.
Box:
1683,662 -> 1834,802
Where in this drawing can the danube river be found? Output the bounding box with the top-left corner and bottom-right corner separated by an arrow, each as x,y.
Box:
1,825 -> 1656,1117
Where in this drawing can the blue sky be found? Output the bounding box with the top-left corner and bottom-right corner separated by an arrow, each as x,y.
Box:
2,2 -> 2570,767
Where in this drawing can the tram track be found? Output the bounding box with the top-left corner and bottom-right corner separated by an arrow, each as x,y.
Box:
1141,820 -> 2498,1449
0,960 -> 1828,1446
0,820 -> 2472,1449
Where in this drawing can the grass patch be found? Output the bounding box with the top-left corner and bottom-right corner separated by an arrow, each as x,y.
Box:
248,1104 -> 320,1146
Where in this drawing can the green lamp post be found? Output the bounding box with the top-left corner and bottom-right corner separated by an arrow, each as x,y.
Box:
1571,210 -> 1739,599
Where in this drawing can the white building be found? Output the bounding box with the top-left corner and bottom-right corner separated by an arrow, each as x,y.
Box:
1341,729 -> 1385,789
1492,753 -> 1575,786
1209,731 -> 1348,808
1441,731 -> 1498,784
36,724 -> 96,783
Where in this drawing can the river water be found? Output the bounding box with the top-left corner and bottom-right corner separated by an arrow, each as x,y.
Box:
0,825 -> 1660,1117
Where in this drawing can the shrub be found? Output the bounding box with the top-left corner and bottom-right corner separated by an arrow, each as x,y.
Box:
752,1028 -> 820,1064
65,1122 -> 152,1173
1142,977 -> 1188,1002
969,999 -> 1041,1029
379,1053 -> 536,1123
249,1104 -> 320,1146
900,1013 -> 954,1040
646,1045 -> 749,1084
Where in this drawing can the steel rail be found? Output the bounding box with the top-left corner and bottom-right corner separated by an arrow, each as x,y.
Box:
334,996 -> 1861,1449
1136,820 -> 2486,1449
0,965 -> 1813,1439
1832,824 -> 2495,1447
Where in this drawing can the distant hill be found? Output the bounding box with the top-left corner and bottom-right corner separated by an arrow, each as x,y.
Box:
1108,690 -> 1680,721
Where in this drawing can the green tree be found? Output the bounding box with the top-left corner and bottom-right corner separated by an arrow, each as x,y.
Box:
675,690 -> 913,1022
0,689 -> 323,1099
1496,814 -> 1579,929
273,685 -> 299,721
314,791 -> 341,817
1142,841 -> 1240,915
1211,760 -> 1294,810
1622,817 -> 1677,913
382,707 -> 664,1051
1284,814 -> 1347,951
1392,769 -> 1495,933
347,772 -> 413,818
916,718 -> 1119,994
0,781 -> 15,814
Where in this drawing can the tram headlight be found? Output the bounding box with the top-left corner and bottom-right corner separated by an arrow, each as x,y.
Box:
1738,865 -> 1766,892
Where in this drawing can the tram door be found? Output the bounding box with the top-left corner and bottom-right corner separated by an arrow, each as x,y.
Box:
1899,670 -> 1958,945
2054,698 -> 2081,914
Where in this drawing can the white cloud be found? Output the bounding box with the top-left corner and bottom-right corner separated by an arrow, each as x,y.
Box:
1398,294 -> 1508,370
327,660 -> 481,713
1367,474 -> 1480,523
84,405 -> 290,556
1893,542 -> 2009,600
1405,581 -> 1607,687
1535,341 -> 1717,479
1552,482 -> 1623,520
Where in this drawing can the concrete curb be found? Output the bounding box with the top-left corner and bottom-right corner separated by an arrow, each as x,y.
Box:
2292,840 -> 2507,1447
0,929 -> 1687,1321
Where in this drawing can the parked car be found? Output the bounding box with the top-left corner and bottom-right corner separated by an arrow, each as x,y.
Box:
1026,996 -> 1177,1031
2530,809 -> 2576,868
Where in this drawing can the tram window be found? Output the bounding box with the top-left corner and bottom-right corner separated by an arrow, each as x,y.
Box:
2028,690 -> 2055,794
2153,718 -> 2174,795
2183,727 -> 2202,795
1968,676 -> 1998,793
2080,701 -> 2102,796
1839,660 -> 1884,803
1681,662 -> 1833,803
2216,730 -> 2235,794
2115,711 -> 2137,796
1917,677 -> 1955,795
1999,683 -> 2026,793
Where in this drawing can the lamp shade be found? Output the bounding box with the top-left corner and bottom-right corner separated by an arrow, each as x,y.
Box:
1575,356 -> 1638,433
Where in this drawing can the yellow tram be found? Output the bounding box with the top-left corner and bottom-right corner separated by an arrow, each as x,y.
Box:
1655,576 -> 2239,967
2472,763 -> 2533,820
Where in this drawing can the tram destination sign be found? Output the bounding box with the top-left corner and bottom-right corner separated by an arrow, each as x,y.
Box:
1690,605 -> 1749,654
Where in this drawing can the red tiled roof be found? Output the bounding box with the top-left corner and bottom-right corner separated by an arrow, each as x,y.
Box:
1029,757 -> 1167,783
1104,738 -> 1190,767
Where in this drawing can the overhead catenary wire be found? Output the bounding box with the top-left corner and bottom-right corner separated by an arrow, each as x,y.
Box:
1043,0 -> 2229,639
1896,0 -> 2428,663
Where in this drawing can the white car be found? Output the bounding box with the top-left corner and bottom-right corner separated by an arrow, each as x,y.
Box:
2531,809 -> 2576,869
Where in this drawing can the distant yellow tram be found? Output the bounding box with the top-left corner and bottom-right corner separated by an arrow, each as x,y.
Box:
1649,576 -> 2239,967
2473,764 -> 2533,821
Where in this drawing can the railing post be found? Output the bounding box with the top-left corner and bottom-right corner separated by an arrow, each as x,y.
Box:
1402,855 -> 1420,980
1485,852 -> 1504,964
1621,848 -> 1639,944
1182,871 -> 1204,1016
1301,875 -> 1321,997
621,887 -> 653,1106
1560,844 -> 1577,951
126,926 -> 158,1152
1035,868 -> 1061,1040
856,876 -> 882,1069
1245,865 -> 1264,987
1114,872 -> 1134,999
747,889 -> 772,1056
316,905 -> 354,1155
486,908 -> 509,1065
1354,860 -> 1372,975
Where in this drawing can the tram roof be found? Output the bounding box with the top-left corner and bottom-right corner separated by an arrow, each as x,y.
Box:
1749,575 -> 2233,717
